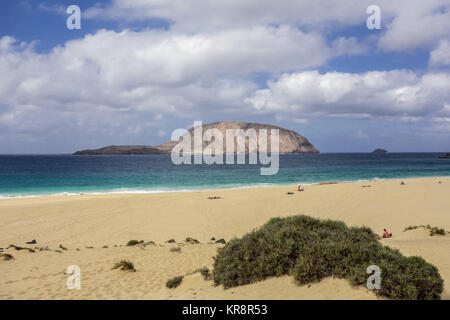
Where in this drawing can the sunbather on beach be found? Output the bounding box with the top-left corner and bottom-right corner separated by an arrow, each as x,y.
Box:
382,229 -> 392,238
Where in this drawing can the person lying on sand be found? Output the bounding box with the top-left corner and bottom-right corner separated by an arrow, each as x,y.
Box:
208,196 -> 221,200
382,229 -> 392,238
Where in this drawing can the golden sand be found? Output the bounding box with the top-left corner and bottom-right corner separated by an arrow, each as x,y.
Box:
0,177 -> 449,299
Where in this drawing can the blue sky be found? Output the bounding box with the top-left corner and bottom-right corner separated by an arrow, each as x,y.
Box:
0,0 -> 449,153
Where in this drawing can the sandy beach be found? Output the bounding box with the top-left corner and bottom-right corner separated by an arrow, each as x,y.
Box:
0,177 -> 449,300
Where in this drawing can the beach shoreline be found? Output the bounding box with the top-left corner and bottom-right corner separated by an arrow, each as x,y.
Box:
1,177 -> 449,299
1,174 -> 449,200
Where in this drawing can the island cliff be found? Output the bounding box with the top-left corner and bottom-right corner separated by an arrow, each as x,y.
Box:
73,121 -> 319,155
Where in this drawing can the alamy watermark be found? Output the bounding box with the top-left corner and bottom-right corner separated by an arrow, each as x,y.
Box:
66,5 -> 81,30
66,265 -> 81,289
367,5 -> 381,30
366,265 -> 381,290
170,121 -> 279,175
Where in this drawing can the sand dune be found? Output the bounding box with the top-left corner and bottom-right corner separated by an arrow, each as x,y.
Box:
0,177 -> 449,299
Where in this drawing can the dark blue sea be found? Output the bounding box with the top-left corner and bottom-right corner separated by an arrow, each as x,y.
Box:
0,153 -> 449,198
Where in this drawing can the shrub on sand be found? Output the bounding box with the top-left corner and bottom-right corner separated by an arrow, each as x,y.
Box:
185,237 -> 200,244
112,260 -> 136,272
430,227 -> 446,236
1,253 -> 14,261
166,276 -> 183,288
126,240 -> 143,246
403,225 -> 446,236
403,225 -> 419,231
197,267 -> 212,281
213,215 -> 443,300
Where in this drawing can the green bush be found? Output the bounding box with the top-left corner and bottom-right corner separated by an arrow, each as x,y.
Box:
1,253 -> 14,261
430,227 -> 446,236
213,215 -> 443,300
403,225 -> 446,236
112,260 -> 136,272
126,240 -> 143,246
166,276 -> 183,288
197,267 -> 212,281
185,237 -> 200,244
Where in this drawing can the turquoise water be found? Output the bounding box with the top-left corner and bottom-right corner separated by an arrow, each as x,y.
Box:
0,153 -> 449,197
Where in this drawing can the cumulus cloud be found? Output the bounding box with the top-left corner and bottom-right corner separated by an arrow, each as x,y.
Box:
429,40 -> 450,67
84,0 -> 372,30
0,25 -> 334,140
2,24 -> 448,148
85,0 -> 450,52
245,70 -> 450,119
378,0 -> 450,52
331,37 -> 369,56
2,0 -> 450,152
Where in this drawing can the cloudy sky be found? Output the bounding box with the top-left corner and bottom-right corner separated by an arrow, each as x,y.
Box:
1,0 -> 449,153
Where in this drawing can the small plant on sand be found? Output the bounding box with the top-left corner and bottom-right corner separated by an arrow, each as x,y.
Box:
0,253 -> 14,261
54,250 -> 63,253
126,240 -> 143,246
197,267 -> 212,281
166,275 -> 183,288
103,245 -> 108,248
112,260 -> 136,272
213,215 -> 444,300
7,245 -> 35,253
403,225 -> 446,236
170,247 -> 181,253
185,237 -> 200,244
430,227 -> 446,236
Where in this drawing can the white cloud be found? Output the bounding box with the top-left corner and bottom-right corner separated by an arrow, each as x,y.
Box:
332,37 -> 369,56
2,0 -> 450,152
0,25 -> 334,140
37,3 -> 66,15
356,130 -> 369,139
292,118 -> 309,124
245,70 -> 450,119
84,0 -> 373,31
431,117 -> 450,133
85,0 -> 450,52
429,40 -> 450,67
377,1 -> 450,52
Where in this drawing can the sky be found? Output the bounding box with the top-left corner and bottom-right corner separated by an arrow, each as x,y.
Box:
0,0 -> 449,154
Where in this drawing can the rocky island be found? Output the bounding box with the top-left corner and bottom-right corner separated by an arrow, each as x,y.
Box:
372,148 -> 388,153
73,121 -> 319,155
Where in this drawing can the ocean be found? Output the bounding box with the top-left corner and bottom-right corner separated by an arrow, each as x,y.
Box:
0,153 -> 449,198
